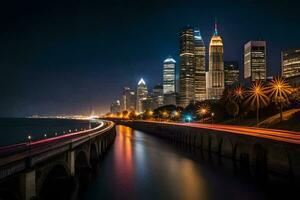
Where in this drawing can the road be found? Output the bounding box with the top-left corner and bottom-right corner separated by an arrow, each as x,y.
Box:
138,120 -> 300,145
0,120 -> 113,157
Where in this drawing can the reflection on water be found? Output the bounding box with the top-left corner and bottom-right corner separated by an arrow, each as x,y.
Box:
111,126 -> 209,199
113,126 -> 135,198
81,125 -> 272,200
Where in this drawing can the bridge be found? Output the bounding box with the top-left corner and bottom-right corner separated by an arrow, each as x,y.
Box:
115,119 -> 300,182
0,120 -> 116,200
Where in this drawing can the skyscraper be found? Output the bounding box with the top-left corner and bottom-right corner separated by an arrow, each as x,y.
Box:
136,78 -> 148,113
163,57 -> 176,94
122,87 -> 130,110
281,48 -> 300,78
110,100 -> 121,114
194,29 -> 206,101
206,22 -> 224,99
179,26 -> 195,107
244,41 -> 266,82
122,87 -> 136,111
224,61 -> 239,87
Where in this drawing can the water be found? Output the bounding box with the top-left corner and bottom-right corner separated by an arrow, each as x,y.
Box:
0,118 -> 90,146
0,120 -> 296,199
81,125 -> 278,200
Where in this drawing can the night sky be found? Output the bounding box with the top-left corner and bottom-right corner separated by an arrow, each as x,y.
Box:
1,0 -> 300,117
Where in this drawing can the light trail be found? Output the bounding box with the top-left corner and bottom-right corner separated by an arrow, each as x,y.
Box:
139,120 -> 300,145
0,120 -> 108,155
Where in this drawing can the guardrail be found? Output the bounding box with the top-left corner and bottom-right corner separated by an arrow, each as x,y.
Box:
0,120 -> 114,166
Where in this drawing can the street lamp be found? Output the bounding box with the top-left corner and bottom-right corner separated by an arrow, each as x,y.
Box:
211,112 -> 214,125
267,76 -> 293,121
186,116 -> 192,123
149,110 -> 153,117
162,111 -> 168,120
196,104 -> 210,124
201,108 -> 207,123
27,135 -> 32,153
244,81 -> 269,127
173,111 -> 179,121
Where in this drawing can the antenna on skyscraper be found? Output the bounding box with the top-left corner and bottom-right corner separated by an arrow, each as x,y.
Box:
214,18 -> 218,36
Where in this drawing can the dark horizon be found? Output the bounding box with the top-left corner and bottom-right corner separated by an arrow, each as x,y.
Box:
1,0 -> 300,117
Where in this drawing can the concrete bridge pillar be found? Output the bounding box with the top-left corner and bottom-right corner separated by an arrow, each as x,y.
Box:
21,170 -> 36,200
68,150 -> 75,176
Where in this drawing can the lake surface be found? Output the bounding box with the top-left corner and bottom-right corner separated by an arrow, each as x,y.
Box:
0,118 -> 90,146
81,125 -> 291,200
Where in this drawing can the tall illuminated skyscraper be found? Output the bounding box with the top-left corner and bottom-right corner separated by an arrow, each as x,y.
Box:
194,29 -> 206,101
206,22 -> 224,99
281,48 -> 300,78
244,41 -> 266,82
136,78 -> 148,113
163,57 -> 176,94
179,26 -> 195,107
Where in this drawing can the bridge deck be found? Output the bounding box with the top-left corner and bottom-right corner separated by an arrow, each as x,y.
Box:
0,120 -> 114,167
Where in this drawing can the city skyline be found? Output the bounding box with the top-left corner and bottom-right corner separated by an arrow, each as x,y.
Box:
1,2 -> 300,199
1,0 -> 300,116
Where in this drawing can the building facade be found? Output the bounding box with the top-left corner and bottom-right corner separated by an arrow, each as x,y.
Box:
152,84 -> 164,109
224,61 -> 239,87
164,92 -> 177,105
122,87 -> 136,111
136,78 -> 148,113
281,48 -> 300,78
194,29 -> 206,101
110,100 -> 121,114
244,41 -> 266,82
206,23 -> 224,99
179,27 -> 196,107
163,57 -> 176,94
